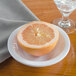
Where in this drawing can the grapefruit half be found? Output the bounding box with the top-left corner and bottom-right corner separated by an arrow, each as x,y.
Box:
17,21 -> 59,56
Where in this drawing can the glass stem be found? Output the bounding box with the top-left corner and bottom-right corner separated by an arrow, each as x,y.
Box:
59,15 -> 71,28
62,16 -> 69,21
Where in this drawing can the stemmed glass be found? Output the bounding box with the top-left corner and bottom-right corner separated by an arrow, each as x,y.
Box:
53,0 -> 76,34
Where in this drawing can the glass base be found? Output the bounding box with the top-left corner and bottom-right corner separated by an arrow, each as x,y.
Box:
52,18 -> 76,34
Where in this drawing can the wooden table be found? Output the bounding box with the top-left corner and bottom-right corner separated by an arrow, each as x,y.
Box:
0,0 -> 76,76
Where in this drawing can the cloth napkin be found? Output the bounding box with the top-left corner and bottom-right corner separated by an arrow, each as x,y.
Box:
0,0 -> 39,63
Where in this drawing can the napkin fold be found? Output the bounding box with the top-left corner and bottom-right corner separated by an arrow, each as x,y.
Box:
0,0 -> 39,63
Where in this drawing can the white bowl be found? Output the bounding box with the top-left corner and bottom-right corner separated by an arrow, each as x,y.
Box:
8,24 -> 70,67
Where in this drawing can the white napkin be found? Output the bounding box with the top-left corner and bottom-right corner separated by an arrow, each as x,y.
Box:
0,0 -> 39,63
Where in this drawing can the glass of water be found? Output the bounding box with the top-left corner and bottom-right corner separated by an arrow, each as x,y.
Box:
53,0 -> 76,34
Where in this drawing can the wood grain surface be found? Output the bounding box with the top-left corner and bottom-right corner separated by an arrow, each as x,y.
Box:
0,0 -> 76,76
